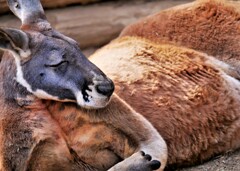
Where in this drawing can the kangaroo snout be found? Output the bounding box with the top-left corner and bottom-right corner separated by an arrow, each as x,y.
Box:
96,79 -> 115,97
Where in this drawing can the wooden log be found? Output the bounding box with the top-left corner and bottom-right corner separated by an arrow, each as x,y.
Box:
41,0 -> 101,7
0,0 -> 101,14
0,0 -> 192,49
0,50 -> 3,59
0,0 -> 8,14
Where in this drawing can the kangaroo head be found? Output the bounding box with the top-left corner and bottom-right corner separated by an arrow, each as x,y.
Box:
0,0 -> 114,109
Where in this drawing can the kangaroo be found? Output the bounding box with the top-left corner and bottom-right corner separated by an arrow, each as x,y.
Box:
0,0 -> 166,170
1,0 -> 240,171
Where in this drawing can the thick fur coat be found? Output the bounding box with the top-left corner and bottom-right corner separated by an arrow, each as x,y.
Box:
89,0 -> 240,169
121,0 -> 240,70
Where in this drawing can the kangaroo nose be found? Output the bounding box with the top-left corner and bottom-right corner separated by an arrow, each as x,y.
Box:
96,79 -> 115,97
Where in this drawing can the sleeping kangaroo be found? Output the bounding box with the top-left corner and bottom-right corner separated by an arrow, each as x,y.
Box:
1,0 -> 240,171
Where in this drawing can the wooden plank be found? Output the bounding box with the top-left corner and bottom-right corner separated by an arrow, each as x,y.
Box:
0,0 -> 8,14
0,0 -> 101,14
0,0 -> 192,49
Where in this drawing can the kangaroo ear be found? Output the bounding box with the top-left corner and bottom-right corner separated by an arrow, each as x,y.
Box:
0,28 -> 30,57
7,0 -> 51,32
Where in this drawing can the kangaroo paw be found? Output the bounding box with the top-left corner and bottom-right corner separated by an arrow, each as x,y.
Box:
127,151 -> 161,171
108,151 -> 161,171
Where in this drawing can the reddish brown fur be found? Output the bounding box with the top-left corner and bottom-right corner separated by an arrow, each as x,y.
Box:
90,37 -> 240,169
121,0 -> 240,70
46,97 -> 139,170
115,1 -> 240,167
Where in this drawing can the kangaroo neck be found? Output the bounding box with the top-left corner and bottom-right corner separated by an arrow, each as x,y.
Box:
0,52 -> 45,110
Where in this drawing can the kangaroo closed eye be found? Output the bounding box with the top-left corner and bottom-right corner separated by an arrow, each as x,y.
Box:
45,61 -> 68,67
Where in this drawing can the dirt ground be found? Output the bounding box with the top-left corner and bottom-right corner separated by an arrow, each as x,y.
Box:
179,149 -> 240,171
